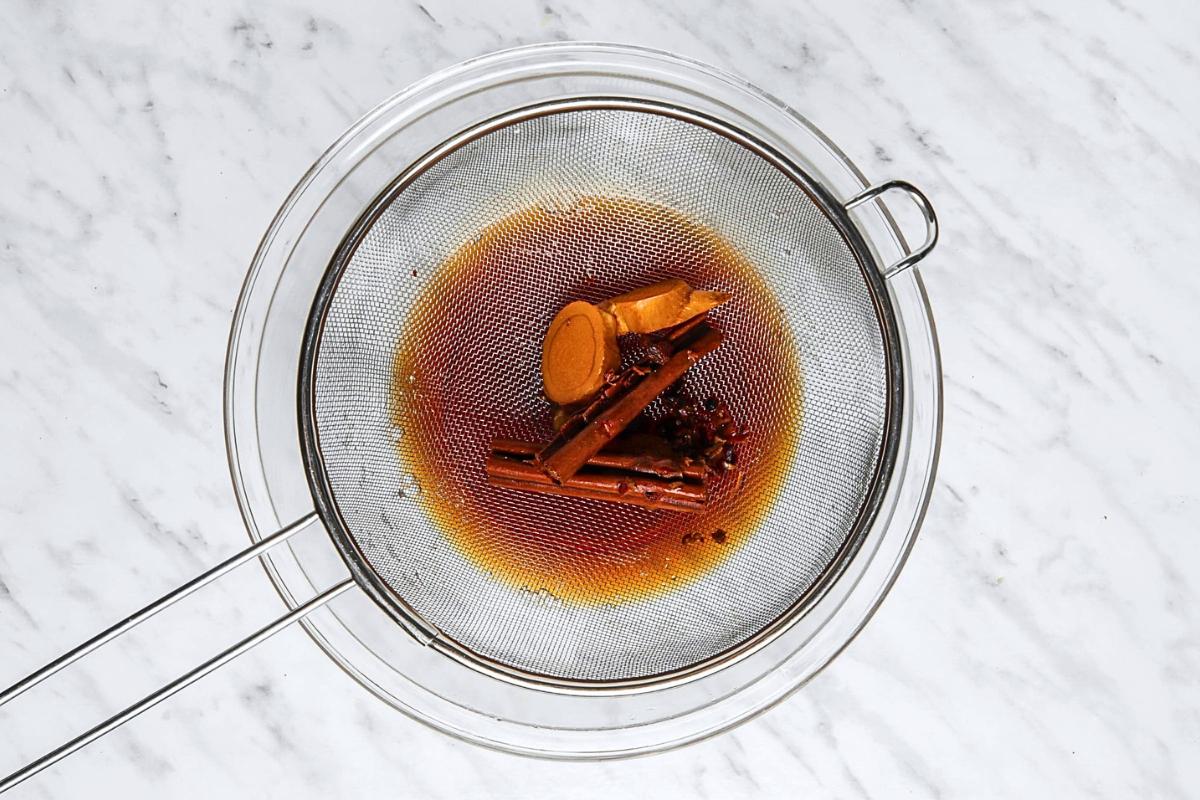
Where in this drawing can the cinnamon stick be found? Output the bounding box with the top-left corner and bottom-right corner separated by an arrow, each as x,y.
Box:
489,476 -> 705,512
539,324 -> 723,483
492,438 -> 708,482
486,453 -> 706,512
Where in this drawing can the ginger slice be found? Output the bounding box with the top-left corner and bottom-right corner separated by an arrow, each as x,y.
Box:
600,279 -> 731,334
541,301 -> 620,405
679,289 -> 732,321
599,279 -> 690,335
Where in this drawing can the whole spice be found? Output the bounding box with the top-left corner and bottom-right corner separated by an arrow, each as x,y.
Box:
655,392 -> 748,474
541,300 -> 620,405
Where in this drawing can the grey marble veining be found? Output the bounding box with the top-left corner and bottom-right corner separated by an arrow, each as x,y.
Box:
1,0 -> 1197,797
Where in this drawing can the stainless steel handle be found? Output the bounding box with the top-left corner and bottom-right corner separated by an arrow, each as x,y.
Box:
0,580 -> 353,793
0,512 -> 346,793
0,513 -> 319,707
844,180 -> 939,278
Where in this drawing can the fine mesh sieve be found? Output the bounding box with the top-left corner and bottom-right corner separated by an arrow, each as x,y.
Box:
300,99 -> 906,687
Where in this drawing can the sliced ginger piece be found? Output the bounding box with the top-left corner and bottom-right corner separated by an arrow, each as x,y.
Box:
599,279 -> 691,335
679,288 -> 732,321
600,279 -> 731,334
542,301 -> 620,405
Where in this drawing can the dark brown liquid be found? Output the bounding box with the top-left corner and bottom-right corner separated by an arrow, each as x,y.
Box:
393,196 -> 800,604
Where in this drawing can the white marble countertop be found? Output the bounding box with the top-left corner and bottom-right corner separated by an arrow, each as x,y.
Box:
2,0 -> 1197,797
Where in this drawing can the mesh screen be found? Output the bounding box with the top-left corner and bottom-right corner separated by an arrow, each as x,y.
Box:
311,107 -> 889,682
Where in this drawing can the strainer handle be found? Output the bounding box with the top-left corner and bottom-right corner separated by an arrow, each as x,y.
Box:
0,580 -> 353,793
0,512 -> 349,793
0,512 -> 320,707
844,180 -> 939,278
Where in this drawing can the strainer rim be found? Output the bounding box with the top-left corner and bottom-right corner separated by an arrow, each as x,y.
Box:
296,96 -> 905,693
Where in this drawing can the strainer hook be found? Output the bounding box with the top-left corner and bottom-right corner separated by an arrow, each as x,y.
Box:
845,180 -> 938,278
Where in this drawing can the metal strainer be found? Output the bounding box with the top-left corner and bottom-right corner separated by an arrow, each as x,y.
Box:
1,79 -> 937,791
304,99 -> 920,687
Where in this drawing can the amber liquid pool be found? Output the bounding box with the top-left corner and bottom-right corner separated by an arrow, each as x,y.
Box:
392,196 -> 800,604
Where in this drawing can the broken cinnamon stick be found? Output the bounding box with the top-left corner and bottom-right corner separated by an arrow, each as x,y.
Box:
539,324 -> 723,483
487,452 -> 706,512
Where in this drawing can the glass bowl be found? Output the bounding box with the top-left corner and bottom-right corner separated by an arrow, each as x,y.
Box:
224,42 -> 942,758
